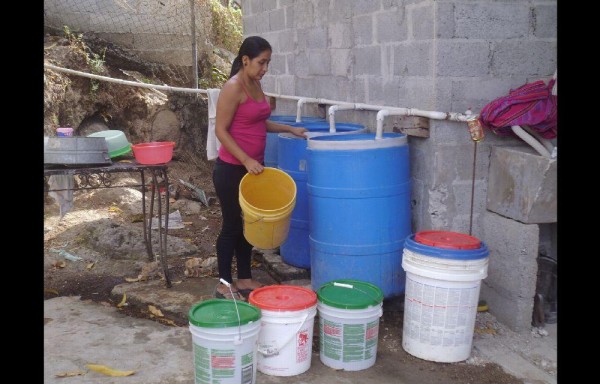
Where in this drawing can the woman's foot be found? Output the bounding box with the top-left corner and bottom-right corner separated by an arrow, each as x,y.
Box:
235,279 -> 265,295
214,283 -> 246,301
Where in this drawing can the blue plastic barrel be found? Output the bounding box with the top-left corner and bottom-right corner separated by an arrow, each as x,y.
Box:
306,133 -> 411,298
278,123 -> 367,269
265,116 -> 326,168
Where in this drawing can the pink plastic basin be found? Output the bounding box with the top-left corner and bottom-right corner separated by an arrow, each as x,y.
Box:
131,141 -> 175,164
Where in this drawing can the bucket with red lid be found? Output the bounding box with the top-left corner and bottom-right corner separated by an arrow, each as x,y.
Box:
248,285 -> 317,376
401,231 -> 489,363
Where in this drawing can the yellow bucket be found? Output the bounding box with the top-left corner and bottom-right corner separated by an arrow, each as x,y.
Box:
239,167 -> 297,249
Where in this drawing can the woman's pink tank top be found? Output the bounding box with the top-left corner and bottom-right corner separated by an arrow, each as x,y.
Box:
218,80 -> 271,165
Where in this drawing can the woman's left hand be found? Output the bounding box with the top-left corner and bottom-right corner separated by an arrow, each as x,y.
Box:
290,127 -> 308,138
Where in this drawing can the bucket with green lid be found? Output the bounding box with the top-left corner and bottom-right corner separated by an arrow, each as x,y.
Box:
188,299 -> 261,384
316,279 -> 384,371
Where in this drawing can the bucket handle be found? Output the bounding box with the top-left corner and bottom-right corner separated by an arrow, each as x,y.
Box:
240,212 -> 264,224
333,282 -> 382,306
257,312 -> 311,356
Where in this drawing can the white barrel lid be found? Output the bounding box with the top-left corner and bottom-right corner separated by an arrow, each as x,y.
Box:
307,133 -> 407,150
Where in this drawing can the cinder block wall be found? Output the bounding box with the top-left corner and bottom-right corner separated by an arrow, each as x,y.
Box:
44,0 -> 213,67
242,0 -> 557,331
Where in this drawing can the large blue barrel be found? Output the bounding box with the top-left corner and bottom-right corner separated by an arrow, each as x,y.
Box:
278,123 -> 367,269
306,133 -> 411,298
265,116 -> 326,168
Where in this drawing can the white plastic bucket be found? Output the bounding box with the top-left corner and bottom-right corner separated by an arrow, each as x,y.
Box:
401,232 -> 489,363
188,299 -> 262,384
316,280 -> 384,371
248,285 -> 317,376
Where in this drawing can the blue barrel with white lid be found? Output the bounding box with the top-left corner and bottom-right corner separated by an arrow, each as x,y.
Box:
306,132 -> 411,298
265,116 -> 326,168
277,122 -> 367,269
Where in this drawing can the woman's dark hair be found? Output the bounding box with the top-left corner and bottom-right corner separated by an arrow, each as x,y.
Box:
229,36 -> 272,78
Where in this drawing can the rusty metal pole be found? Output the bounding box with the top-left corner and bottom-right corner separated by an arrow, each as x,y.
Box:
190,0 -> 198,89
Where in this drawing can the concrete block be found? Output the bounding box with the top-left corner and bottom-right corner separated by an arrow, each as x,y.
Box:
366,77 -> 400,105
306,26 -> 328,49
451,179 -> 487,217
427,183 -> 451,229
454,2 -> 529,39
354,46 -> 381,75
268,8 -> 286,31
330,49 -> 352,77
329,22 -> 353,48
492,41 -> 557,76
294,1 -> 315,28
314,77 -> 354,100
285,5 -> 295,28
262,31 -> 280,52
376,10 -> 408,42
242,14 -> 256,34
286,53 -> 296,75
295,77 -> 319,98
269,53 -> 286,75
450,76 -> 531,114
330,0 -> 354,23
487,146 -> 557,224
397,76 -> 435,110
393,42 -> 433,76
313,0 -> 330,26
277,75 -> 296,96
436,41 -> 490,77
354,78 -> 367,102
279,0 -> 294,8
435,2 -> 455,38
308,49 -> 331,75
411,3 -> 434,40
260,76 -> 276,93
431,142 -> 490,183
479,211 -> 539,332
261,0 -> 277,12
353,14 -> 373,45
255,12 -> 270,33
294,51 -> 309,77
533,4 -> 557,38
278,30 -> 295,54
352,0 -> 382,15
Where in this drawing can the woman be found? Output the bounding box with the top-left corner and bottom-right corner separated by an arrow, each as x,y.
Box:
213,36 -> 307,300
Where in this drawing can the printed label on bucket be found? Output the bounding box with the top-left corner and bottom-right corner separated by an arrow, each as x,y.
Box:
319,318 -> 379,362
193,343 -> 254,384
403,276 -> 480,347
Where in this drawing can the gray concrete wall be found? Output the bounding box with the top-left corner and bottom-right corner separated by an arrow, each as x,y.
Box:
243,0 -> 557,331
44,0 -> 213,68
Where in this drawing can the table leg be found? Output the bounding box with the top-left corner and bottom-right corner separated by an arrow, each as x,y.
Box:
140,170 -> 154,261
152,169 -> 172,288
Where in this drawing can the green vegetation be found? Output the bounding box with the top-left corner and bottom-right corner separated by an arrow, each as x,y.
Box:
63,25 -> 106,96
210,0 -> 243,54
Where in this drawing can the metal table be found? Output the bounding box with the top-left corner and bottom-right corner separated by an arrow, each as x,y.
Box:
44,161 -> 173,288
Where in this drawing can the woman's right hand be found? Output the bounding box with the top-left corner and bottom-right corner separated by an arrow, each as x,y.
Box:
243,158 -> 264,175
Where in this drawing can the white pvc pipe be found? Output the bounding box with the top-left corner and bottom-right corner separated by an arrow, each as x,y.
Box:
521,125 -> 555,153
328,104 -> 355,132
44,63 -> 207,95
511,125 -> 551,158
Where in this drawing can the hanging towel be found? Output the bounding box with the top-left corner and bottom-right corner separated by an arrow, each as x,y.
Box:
48,174 -> 75,219
478,77 -> 557,139
206,88 -> 221,160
